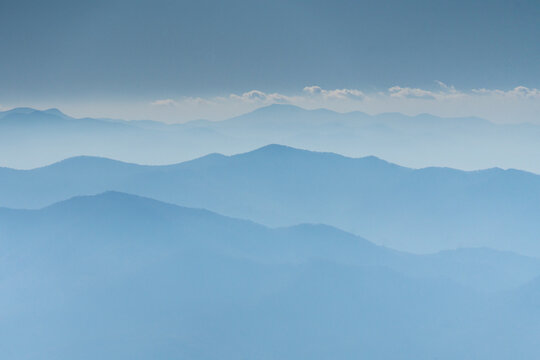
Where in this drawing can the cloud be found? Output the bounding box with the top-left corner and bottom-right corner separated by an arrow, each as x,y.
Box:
181,97 -> 216,106
229,90 -> 291,103
227,86 -> 365,109
161,84 -> 540,108
151,99 -> 179,106
388,81 -> 466,100
303,85 -> 364,100
151,97 -> 216,108
472,86 -> 540,99
146,83 -> 540,124
388,86 -> 437,100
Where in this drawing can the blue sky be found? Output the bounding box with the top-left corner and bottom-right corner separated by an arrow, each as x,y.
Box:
1,0 -> 539,122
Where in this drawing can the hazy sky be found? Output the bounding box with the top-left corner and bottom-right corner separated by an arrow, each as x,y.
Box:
1,0 -> 539,122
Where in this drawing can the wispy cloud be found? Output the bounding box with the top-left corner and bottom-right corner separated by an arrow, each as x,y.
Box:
137,83 -> 540,123
388,86 -> 437,99
229,90 -> 292,103
388,81 -> 464,100
472,86 -> 540,99
151,99 -> 179,106
228,86 -> 365,104
151,97 -> 216,107
181,97 -> 216,106
303,86 -> 364,100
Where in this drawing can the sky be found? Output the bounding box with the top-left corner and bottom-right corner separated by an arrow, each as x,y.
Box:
0,0 -> 539,123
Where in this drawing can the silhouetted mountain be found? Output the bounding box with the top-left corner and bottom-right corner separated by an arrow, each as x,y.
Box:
2,145 -> 540,255
1,192 -> 539,359
3,105 -> 540,172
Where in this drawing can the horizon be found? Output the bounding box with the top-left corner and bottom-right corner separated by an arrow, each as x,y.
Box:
0,101 -> 528,124
2,1 -> 538,122
2,84 -> 540,124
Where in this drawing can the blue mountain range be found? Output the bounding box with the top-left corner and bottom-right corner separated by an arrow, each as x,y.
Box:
1,191 -> 539,359
2,105 -> 540,359
2,105 -> 540,172
2,144 -> 539,255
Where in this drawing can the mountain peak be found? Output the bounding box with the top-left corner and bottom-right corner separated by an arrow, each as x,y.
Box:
249,143 -> 301,153
253,103 -> 306,114
240,144 -> 394,165
0,107 -> 38,117
46,155 -> 134,169
0,107 -> 72,120
45,191 -> 179,213
250,103 -> 343,117
43,108 -> 70,118
237,144 -> 341,161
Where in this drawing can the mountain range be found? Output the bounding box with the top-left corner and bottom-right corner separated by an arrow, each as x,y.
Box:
2,105 -> 540,172
2,144 -> 539,255
3,104 -> 540,359
1,192 -> 540,359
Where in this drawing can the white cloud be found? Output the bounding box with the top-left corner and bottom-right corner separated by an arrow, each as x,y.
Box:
181,97 -> 216,106
388,82 -> 464,100
303,85 -> 364,99
302,85 -> 323,95
139,83 -> 540,124
229,90 -> 291,103
151,99 -> 179,106
388,86 -> 437,100
472,86 -> 540,99
229,86 -> 365,104
151,97 -> 216,108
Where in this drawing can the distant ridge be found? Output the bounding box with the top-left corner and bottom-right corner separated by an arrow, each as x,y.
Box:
249,103 -> 308,114
3,104 -> 540,172
1,145 -> 540,256
222,103 -> 488,123
22,142 -> 527,175
3,144 -> 398,171
0,107 -> 71,118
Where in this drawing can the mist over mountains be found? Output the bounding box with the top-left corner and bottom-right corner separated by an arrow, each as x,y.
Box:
2,144 -> 539,256
2,105 -> 540,359
2,105 -> 540,172
1,192 -> 540,359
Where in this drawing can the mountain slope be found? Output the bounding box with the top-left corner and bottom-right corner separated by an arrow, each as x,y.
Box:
2,145 -> 540,255
1,192 -> 540,359
1,192 -> 539,293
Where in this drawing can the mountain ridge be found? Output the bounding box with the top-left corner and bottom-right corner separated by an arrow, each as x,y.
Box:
2,190 -> 540,294
1,145 -> 540,256
3,105 -> 540,172
2,143 -> 532,174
